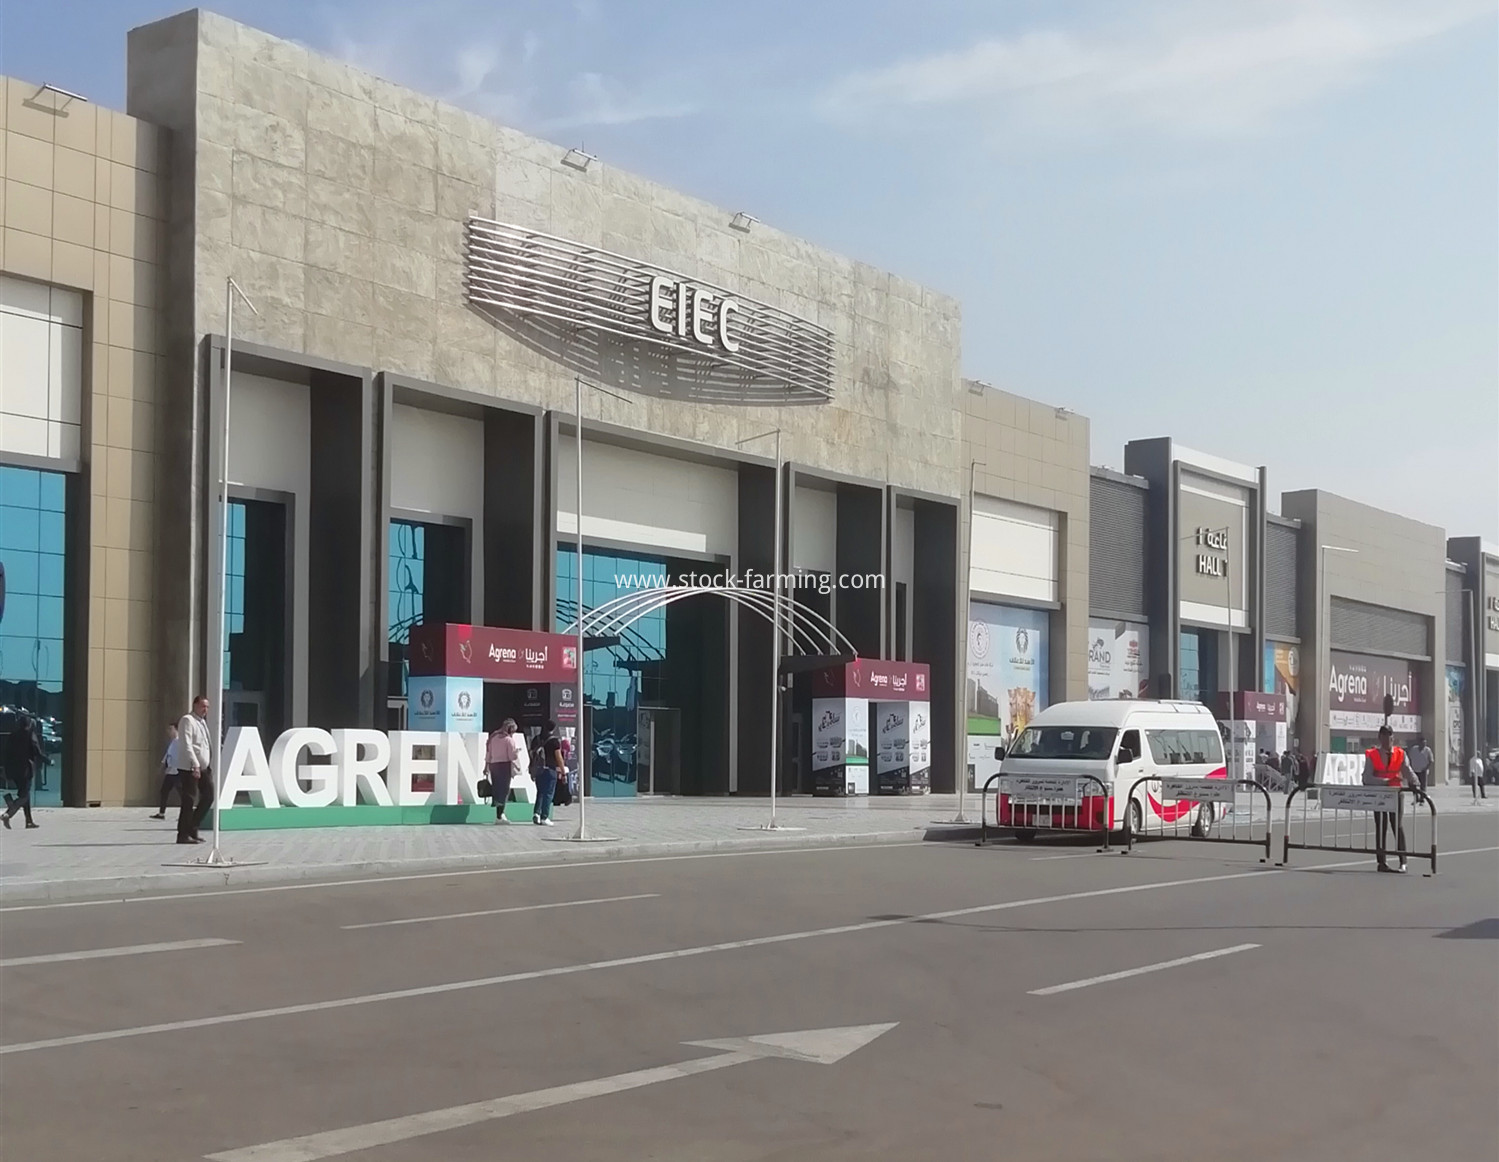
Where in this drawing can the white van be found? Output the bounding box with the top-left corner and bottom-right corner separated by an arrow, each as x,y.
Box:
995,699 -> 1229,840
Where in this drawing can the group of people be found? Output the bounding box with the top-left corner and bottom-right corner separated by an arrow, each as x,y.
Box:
485,718 -> 570,825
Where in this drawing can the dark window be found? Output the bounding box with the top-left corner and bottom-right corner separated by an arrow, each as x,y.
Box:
1011,726 -> 1118,760
388,518 -> 469,698
894,581 -> 908,661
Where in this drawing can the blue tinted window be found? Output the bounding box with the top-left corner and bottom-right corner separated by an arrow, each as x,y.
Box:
0,506 -> 39,552
0,466 -> 41,509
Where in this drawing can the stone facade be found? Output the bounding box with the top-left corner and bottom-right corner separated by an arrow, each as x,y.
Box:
961,380 -> 1092,703
1,75 -> 168,804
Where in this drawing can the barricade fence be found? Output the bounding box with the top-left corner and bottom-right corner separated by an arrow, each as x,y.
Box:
979,772 -> 1113,851
1122,776 -> 1273,862
1281,785 -> 1436,875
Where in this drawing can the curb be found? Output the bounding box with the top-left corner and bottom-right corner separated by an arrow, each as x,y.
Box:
0,825 -> 981,906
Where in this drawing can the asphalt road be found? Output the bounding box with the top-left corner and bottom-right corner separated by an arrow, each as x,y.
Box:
2,814 -> 1496,1162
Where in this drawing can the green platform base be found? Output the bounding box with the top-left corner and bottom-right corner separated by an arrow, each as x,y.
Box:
219,800 -> 533,830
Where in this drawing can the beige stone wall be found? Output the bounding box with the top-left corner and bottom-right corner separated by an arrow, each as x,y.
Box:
961,381 -> 1092,703
127,11 -> 963,498
1,76 -> 168,804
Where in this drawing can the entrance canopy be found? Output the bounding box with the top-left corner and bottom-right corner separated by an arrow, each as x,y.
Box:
408,623 -> 578,684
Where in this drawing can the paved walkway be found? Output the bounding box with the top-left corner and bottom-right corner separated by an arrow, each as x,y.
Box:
2,786 -> 1490,904
0,795 -> 987,903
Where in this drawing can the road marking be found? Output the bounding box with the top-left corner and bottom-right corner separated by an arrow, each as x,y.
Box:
341,893 -> 659,930
0,841 -> 925,914
1030,851 -> 1107,861
205,1023 -> 896,1162
1028,943 -> 1260,996
0,866 -> 1277,1056
0,938 -> 239,968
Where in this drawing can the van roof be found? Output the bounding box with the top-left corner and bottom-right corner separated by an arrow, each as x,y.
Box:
1024,699 -> 1217,728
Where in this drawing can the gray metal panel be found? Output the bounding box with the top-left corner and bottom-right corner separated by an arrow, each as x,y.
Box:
1329,596 -> 1430,659
1264,521 -> 1300,639
1446,570 -> 1466,660
1089,474 -> 1147,620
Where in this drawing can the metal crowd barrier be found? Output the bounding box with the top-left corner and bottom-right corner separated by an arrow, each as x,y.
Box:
1121,776 -> 1273,863
1280,785 -> 1437,876
979,772 -> 1113,851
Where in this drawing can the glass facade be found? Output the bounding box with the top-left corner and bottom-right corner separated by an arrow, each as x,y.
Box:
219,499 -> 288,733
1179,628 -> 1219,707
387,518 -> 468,704
0,465 -> 68,806
556,545 -> 668,798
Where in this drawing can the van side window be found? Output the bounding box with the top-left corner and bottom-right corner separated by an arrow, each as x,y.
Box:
1119,729 -> 1141,760
1146,728 -> 1223,766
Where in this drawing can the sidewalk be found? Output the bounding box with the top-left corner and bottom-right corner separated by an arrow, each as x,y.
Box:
0,795 -> 986,904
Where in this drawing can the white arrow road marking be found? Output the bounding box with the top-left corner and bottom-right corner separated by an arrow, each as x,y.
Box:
0,938 -> 239,968
1028,943 -> 1260,996
204,1023 -> 897,1162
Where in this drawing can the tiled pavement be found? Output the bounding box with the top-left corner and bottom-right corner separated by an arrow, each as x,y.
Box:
1,786 -> 1490,904
0,795 -> 983,903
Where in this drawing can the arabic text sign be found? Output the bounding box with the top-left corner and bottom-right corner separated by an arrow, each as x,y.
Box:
1001,775 -> 1086,803
1159,777 -> 1238,805
1318,785 -> 1400,813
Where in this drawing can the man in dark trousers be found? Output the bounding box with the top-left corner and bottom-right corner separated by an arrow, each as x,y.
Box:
532,721 -> 563,826
2,712 -> 43,829
1362,725 -> 1415,873
175,695 -> 214,844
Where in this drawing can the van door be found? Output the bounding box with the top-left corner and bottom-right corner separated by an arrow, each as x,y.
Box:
1115,727 -> 1148,831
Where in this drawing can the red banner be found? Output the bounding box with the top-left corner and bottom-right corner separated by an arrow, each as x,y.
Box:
407,624 -> 579,684
813,659 -> 930,699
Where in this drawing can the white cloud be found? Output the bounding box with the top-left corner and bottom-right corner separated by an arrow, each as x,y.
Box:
543,72 -> 695,130
820,0 -> 1492,137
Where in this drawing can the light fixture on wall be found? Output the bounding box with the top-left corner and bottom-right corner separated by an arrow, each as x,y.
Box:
730,212 -> 758,232
39,83 -> 88,103
561,146 -> 597,171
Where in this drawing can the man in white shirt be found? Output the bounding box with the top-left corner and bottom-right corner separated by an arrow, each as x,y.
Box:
175,695 -> 213,845
1406,736 -> 1433,794
1470,752 -> 1488,801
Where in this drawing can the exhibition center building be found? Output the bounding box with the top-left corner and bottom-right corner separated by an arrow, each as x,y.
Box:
0,11 -> 1492,807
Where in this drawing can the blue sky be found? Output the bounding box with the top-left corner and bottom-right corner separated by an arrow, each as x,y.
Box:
4,0 -> 1496,536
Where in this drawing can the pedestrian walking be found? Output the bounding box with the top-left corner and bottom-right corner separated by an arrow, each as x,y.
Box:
148,722 -> 179,820
174,695 -> 213,845
486,719 -> 520,823
1362,725 -> 1414,873
1469,751 -> 1488,801
2,712 -> 43,830
1406,735 -> 1433,794
532,720 -> 563,826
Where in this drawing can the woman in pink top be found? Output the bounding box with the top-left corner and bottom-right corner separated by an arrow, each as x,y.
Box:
485,719 -> 520,823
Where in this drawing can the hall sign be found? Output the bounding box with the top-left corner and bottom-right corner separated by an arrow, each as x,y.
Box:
218,728 -> 497,809
1193,526 -> 1229,578
464,216 -> 834,403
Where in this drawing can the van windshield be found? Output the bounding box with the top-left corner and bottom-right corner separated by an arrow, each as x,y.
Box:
1010,727 -> 1118,760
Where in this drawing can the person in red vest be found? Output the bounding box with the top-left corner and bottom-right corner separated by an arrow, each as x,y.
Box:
1361,725 -> 1415,873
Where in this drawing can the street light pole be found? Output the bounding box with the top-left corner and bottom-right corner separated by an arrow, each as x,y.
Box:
572,374 -> 588,841
203,278 -> 257,868
941,459 -> 984,825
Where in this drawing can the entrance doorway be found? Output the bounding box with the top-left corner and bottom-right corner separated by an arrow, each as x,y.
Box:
636,705 -> 681,795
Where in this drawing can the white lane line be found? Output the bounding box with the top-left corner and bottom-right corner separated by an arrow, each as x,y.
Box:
341,893 -> 659,930
1028,943 -> 1260,996
0,866 -> 1276,1056
0,938 -> 239,968
1031,852 -> 1107,861
0,840 -> 925,914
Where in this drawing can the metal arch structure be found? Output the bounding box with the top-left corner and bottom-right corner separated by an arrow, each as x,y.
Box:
561,584 -> 858,663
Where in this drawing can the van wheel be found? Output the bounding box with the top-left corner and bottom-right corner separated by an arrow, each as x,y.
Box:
1191,803 -> 1213,838
1012,828 -> 1037,844
1127,799 -> 1144,839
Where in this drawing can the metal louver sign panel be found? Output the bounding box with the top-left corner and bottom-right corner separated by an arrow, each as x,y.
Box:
465,217 -> 834,404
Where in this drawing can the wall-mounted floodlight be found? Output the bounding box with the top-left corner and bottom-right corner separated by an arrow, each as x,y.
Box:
562,146 -> 596,171
730,212 -> 758,232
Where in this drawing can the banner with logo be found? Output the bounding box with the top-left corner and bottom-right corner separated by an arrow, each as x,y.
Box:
1086,620 -> 1149,700
909,702 -> 931,785
1446,665 -> 1465,778
1327,650 -> 1420,734
967,602 -> 1049,742
1263,642 -> 1301,730
812,697 -> 869,794
873,701 -> 910,791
